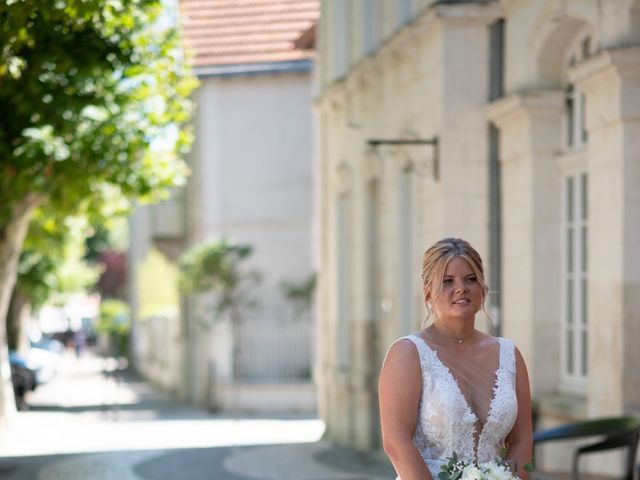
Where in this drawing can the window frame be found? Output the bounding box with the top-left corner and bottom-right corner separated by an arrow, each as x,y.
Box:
558,151 -> 589,393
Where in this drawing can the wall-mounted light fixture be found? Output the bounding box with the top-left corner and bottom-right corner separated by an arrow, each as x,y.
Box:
366,136 -> 439,181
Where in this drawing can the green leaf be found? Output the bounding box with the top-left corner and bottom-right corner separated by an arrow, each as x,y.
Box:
0,0 -> 196,218
178,239 -> 260,324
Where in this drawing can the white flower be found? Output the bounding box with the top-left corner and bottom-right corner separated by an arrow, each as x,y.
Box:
460,465 -> 484,480
440,453 -> 520,480
479,461 -> 516,480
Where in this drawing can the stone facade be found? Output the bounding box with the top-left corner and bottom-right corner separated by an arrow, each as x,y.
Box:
315,0 -> 640,473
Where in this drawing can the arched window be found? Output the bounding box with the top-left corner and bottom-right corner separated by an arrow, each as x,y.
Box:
563,34 -> 591,149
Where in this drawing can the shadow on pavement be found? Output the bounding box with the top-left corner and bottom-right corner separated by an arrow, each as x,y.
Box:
0,442 -> 393,480
314,447 -> 395,478
0,446 -> 253,480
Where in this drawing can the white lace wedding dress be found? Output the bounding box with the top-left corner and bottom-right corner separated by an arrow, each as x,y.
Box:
401,334 -> 518,478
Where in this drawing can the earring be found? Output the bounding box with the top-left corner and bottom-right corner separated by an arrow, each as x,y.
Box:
426,300 -> 432,313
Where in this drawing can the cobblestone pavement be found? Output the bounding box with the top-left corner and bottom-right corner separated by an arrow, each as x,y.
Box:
0,352 -> 394,480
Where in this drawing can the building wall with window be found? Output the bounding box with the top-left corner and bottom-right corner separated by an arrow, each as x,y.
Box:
315,0 -> 500,451
315,0 -> 640,474
130,0 -> 319,414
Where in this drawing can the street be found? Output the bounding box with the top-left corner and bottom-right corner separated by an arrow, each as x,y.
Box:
0,352 -> 394,480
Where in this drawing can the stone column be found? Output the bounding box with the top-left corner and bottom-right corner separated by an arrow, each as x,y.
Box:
569,46 -> 640,416
487,91 -> 564,397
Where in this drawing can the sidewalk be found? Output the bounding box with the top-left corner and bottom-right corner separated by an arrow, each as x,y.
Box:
1,351 -> 395,480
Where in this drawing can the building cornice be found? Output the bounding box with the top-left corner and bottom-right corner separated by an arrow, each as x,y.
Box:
487,89 -> 564,129
347,54 -> 383,92
315,78 -> 348,113
567,46 -> 640,90
316,1 -> 501,108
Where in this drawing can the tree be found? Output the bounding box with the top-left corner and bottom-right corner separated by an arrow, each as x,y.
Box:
7,212 -> 100,351
179,239 -> 260,379
96,299 -> 130,357
85,221 -> 129,300
95,249 -> 128,300
178,239 -> 260,323
0,0 -> 197,424
280,273 -> 316,320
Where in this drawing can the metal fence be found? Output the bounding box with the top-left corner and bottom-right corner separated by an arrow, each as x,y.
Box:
234,315 -> 313,382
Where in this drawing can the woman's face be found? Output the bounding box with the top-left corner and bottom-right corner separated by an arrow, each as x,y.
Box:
428,256 -> 483,322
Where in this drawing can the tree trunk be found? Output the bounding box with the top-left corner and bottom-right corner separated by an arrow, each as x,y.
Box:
0,194 -> 42,429
7,289 -> 30,352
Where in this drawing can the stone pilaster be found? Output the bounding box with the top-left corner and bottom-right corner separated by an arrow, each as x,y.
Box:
487,91 -> 564,397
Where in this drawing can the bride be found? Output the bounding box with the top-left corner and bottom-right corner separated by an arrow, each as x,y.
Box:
378,238 -> 532,479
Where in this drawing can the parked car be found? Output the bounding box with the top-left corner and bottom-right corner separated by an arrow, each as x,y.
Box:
9,352 -> 37,411
27,333 -> 64,384
26,346 -> 62,384
30,335 -> 64,355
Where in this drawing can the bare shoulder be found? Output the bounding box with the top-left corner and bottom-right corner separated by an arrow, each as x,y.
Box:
380,337 -> 421,381
383,337 -> 420,365
379,337 -> 422,394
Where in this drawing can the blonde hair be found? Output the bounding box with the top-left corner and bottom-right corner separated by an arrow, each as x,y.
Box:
421,238 -> 490,325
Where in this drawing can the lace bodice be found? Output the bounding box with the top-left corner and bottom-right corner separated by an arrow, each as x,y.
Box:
403,334 -> 518,476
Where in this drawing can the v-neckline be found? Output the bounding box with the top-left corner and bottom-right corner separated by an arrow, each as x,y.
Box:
414,333 -> 503,458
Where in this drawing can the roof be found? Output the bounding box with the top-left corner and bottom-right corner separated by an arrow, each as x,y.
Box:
179,0 -> 320,70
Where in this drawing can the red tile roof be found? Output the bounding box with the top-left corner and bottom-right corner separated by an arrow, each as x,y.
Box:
179,0 -> 319,68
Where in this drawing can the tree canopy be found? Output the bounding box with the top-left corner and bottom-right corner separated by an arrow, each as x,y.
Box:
0,0 -> 196,218
0,0 -> 197,424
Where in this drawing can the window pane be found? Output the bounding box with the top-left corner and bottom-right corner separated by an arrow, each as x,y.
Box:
567,278 -> 574,325
581,93 -> 588,144
489,20 -> 505,101
332,0 -> 350,79
362,0 -> 379,55
581,329 -> 588,376
581,174 -> 588,220
567,227 -> 574,273
581,277 -> 587,326
397,0 -> 412,25
581,225 -> 587,273
564,172 -> 588,382
581,37 -> 591,59
567,329 -> 574,375
566,86 -> 575,147
567,177 -> 574,222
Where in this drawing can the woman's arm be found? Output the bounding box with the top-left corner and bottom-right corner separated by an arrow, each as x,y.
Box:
505,347 -> 533,479
379,339 -> 432,480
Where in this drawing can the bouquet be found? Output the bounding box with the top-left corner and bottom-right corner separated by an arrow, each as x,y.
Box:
438,452 -> 519,480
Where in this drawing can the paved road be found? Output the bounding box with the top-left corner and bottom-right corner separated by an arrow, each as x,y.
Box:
0,352 -> 394,480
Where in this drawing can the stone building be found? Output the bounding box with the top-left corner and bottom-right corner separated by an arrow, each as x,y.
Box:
129,0 -> 319,413
314,0 -> 640,474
